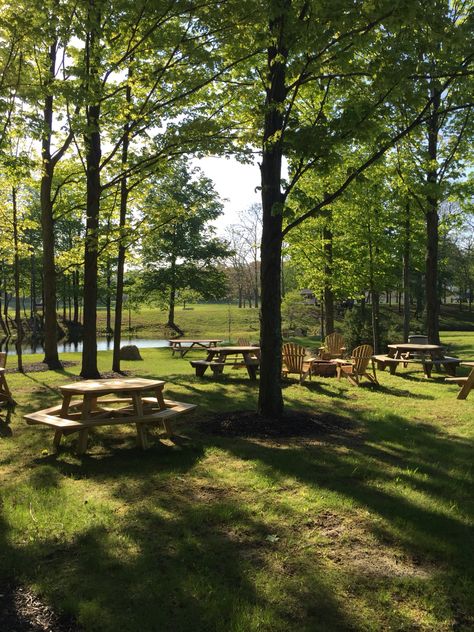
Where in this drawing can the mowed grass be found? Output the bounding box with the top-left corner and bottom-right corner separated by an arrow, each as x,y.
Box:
97,303 -> 260,340
0,331 -> 472,631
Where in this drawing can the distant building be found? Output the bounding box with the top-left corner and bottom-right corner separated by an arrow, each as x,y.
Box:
300,289 -> 317,305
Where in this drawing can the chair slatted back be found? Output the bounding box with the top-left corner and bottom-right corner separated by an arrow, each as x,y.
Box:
351,345 -> 373,374
237,337 -> 250,346
0,352 -> 6,368
282,343 -> 306,375
325,332 -> 345,356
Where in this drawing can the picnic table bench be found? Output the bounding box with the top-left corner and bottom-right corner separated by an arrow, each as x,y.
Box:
25,377 -> 196,454
169,339 -> 222,357
373,354 -> 461,379
190,346 -> 260,380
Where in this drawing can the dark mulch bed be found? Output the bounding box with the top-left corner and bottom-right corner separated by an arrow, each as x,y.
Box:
6,361 -> 78,374
199,409 -> 357,438
0,583 -> 80,632
6,362 -> 131,380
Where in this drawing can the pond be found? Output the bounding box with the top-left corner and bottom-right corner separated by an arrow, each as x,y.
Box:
2,337 -> 171,356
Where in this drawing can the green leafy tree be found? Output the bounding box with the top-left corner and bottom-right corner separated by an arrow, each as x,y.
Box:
141,162 -> 229,333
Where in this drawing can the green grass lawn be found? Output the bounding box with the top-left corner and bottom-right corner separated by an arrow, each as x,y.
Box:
0,332 -> 473,631
96,301 -> 474,339
97,303 -> 261,341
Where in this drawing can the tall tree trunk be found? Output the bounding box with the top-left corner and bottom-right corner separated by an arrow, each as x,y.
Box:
0,295 -> 6,337
73,268 -> 79,322
281,255 -> 285,298
81,101 -> 101,378
112,76 -> 131,373
80,3 -> 102,378
323,214 -> 334,335
254,252 -> 259,308
168,286 -> 176,327
62,276 -> 67,320
371,291 -> 380,353
367,217 -> 380,353
106,261 -> 112,334
425,86 -> 441,344
40,38 -> 61,369
403,203 -> 411,342
4,269 -> 10,336
12,187 -> 23,372
258,4 -> 288,418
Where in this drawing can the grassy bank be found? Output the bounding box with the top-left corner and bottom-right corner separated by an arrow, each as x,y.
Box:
0,331 -> 473,631
96,302 -> 474,340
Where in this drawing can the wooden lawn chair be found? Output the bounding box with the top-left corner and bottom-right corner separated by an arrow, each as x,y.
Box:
0,352 -> 6,368
319,332 -> 346,360
282,342 -> 312,383
336,344 -> 378,386
446,365 -> 474,399
232,337 -> 254,369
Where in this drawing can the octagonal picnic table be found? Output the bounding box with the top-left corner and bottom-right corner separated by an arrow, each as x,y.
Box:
25,377 -> 196,454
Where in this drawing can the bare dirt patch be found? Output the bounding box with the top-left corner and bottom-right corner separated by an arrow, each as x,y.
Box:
0,583 -> 81,631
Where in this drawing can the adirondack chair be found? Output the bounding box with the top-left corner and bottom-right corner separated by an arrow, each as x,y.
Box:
319,332 -> 346,360
282,343 -> 311,383
336,344 -> 378,386
232,337 -> 252,368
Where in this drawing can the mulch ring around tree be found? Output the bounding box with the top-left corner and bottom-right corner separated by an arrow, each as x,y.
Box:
0,582 -> 81,632
198,409 -> 358,439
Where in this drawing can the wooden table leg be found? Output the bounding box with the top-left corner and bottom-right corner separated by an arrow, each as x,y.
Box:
132,392 -> 149,449
53,429 -> 63,451
61,393 -> 73,417
77,429 -> 89,454
154,387 -> 166,410
243,353 -> 258,380
77,395 -> 93,454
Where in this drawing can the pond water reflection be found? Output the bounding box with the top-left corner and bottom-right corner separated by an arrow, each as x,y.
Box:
1,337 -> 170,356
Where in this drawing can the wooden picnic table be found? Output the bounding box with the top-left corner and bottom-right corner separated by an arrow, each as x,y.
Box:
25,377 -> 196,454
387,343 -> 446,359
374,343 -> 461,378
446,361 -> 474,399
190,346 -> 260,380
169,339 -> 222,357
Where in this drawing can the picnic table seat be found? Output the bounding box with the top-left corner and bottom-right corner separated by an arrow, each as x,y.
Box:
373,354 -> 461,377
190,360 -> 225,377
25,398 -> 197,451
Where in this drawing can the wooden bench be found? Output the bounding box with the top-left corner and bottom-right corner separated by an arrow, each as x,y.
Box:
445,364 -> 474,399
25,398 -> 197,453
373,354 -> 461,378
190,360 -> 225,377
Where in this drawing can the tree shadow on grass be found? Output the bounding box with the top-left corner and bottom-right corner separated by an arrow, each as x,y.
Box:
0,453 -> 357,632
207,412 -> 474,610
369,383 -> 434,399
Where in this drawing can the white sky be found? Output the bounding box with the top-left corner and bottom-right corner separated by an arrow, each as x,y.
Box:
197,156 -> 261,234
